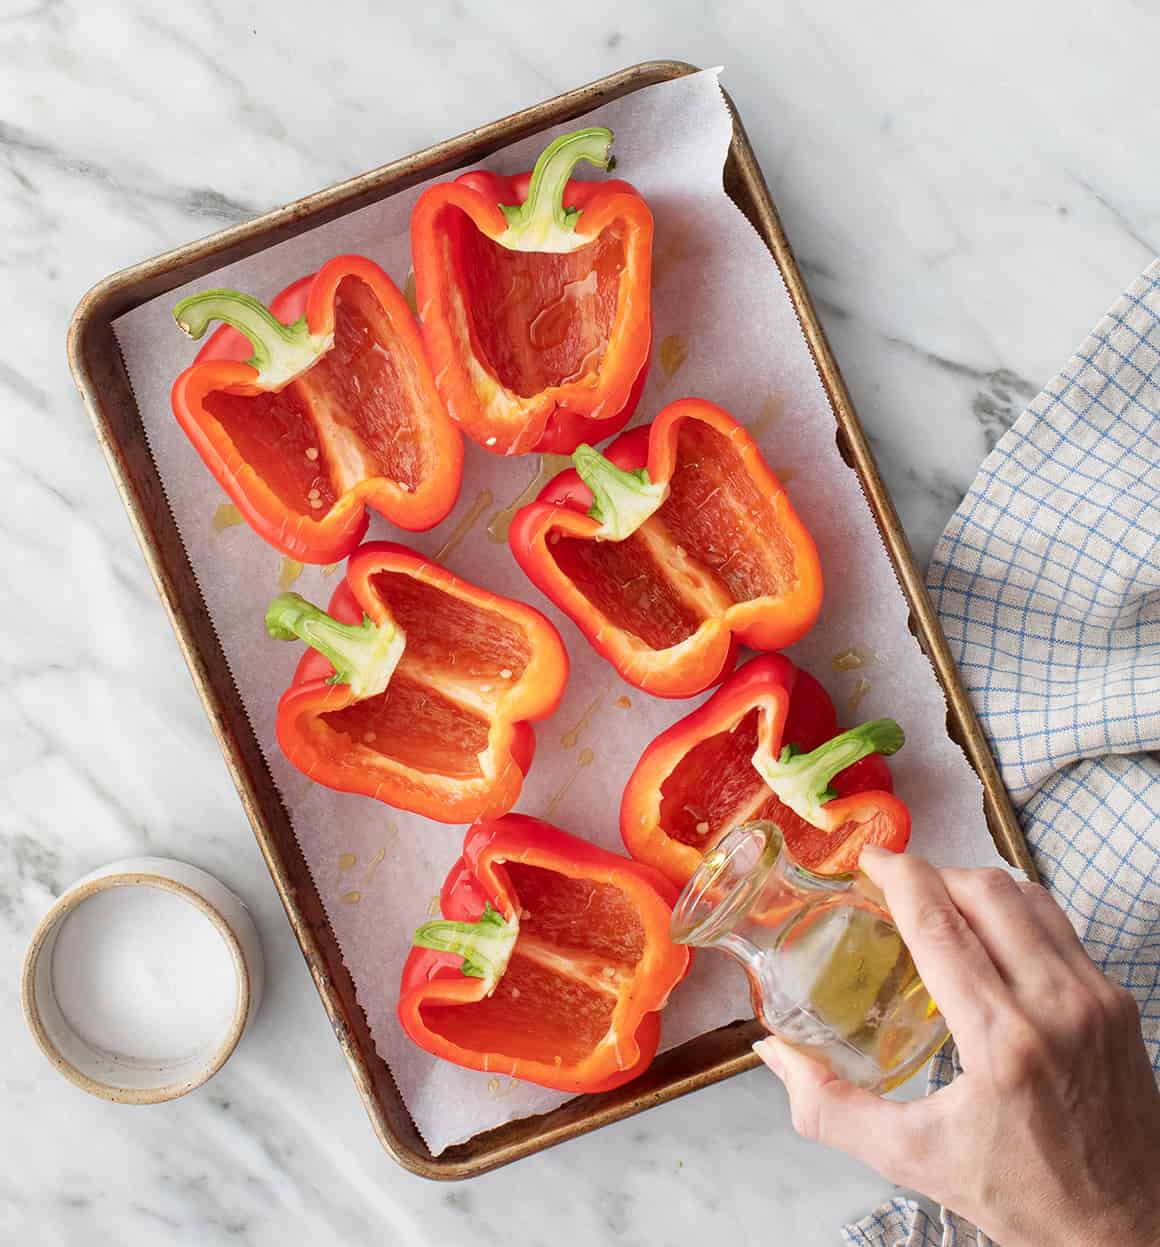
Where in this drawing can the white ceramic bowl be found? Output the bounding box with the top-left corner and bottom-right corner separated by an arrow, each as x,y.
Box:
21,857 -> 264,1104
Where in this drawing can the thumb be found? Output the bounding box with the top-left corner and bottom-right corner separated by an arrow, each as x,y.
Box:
753,1037 -> 922,1184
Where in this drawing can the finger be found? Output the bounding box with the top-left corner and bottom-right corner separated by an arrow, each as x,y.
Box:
1016,881 -> 1112,992
753,1037 -> 926,1188
1016,880 -> 1088,960
859,846 -> 1010,1053
940,868 -> 1072,1000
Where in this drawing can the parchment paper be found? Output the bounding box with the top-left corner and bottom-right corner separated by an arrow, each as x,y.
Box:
112,70 -> 1011,1154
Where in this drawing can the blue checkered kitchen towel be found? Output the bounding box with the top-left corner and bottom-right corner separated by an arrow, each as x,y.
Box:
843,258 -> 1160,1247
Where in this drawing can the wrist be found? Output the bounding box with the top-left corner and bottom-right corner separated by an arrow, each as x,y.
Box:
1067,1197 -> 1160,1247
999,1188 -> 1160,1247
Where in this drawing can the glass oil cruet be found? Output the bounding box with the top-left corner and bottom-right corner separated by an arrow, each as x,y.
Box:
671,821 -> 949,1092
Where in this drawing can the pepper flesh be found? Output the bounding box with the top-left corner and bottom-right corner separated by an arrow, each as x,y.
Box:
398,815 -> 690,1093
411,127 -> 653,456
171,254 -> 464,563
268,542 -> 568,823
509,399 -> 823,698
620,654 -> 909,886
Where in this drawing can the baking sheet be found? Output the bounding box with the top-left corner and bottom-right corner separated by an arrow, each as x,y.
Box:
112,69 -> 1010,1154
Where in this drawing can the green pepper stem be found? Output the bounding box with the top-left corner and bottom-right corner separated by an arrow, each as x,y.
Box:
753,719 -> 905,824
572,443 -> 668,542
412,903 -> 519,994
498,127 -> 614,253
265,592 -> 405,700
173,289 -> 332,389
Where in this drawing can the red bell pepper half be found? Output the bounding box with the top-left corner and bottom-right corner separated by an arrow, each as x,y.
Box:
398,815 -> 690,1093
265,542 -> 568,823
620,654 -> 909,886
411,127 -> 652,456
509,398 -> 823,698
171,254 -> 463,563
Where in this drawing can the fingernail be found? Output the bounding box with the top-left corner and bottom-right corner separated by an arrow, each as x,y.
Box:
859,844 -> 889,867
753,1037 -> 785,1080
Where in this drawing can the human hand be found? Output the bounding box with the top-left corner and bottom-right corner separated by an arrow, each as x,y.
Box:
754,847 -> 1160,1247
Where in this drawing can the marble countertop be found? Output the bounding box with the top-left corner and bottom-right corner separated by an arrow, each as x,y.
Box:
3,2 -> 1157,1244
